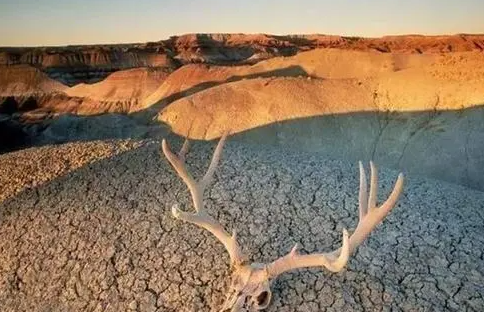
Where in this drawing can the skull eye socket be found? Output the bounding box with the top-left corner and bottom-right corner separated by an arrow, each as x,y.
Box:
255,290 -> 271,309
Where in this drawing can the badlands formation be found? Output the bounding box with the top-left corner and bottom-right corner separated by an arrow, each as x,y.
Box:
3,34 -> 482,188
1,34 -> 484,311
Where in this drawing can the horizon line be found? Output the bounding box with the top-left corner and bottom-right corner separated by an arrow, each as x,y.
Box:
2,32 -> 483,49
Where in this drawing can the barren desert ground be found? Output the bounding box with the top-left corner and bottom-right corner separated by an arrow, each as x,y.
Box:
1,34 -> 484,311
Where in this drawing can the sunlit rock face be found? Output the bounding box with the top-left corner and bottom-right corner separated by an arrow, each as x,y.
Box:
0,65 -> 67,95
0,46 -> 177,86
1,34 -> 484,188
158,51 -> 484,190
2,34 -> 483,85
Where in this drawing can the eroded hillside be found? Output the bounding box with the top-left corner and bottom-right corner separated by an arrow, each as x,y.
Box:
1,34 -> 484,189
1,33 -> 483,85
159,51 -> 484,138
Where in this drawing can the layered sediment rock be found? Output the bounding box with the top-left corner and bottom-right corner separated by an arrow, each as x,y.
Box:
0,65 -> 69,120
64,67 -> 171,114
2,34 -> 483,85
1,35 -> 484,189
0,66 -> 170,117
0,46 -> 176,86
0,65 -> 67,96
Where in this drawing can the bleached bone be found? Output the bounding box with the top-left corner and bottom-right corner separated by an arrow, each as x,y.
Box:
266,162 -> 404,279
161,135 -> 404,312
162,134 -> 246,266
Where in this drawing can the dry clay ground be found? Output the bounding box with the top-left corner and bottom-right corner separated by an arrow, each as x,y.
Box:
0,139 -> 483,311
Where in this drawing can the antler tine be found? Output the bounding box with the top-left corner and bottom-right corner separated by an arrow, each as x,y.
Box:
358,162 -> 368,220
201,133 -> 227,189
162,139 -> 198,209
349,161 -> 404,253
161,133 -> 245,266
266,162 -> 403,279
266,229 -> 350,278
368,161 -> 378,212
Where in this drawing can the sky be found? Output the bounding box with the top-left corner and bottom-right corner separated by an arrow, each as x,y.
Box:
0,0 -> 483,46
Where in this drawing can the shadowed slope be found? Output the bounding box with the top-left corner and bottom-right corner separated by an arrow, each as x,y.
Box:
230,106 -> 484,191
1,50 -> 483,190
156,56 -> 484,190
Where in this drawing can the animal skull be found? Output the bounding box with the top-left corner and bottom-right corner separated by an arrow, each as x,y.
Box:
161,134 -> 404,311
220,264 -> 272,311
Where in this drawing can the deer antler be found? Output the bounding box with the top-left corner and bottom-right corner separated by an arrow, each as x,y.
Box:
162,135 -> 405,311
161,134 -> 246,266
266,161 -> 404,278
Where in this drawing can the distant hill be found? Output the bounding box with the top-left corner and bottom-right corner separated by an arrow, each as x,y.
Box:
1,33 -> 483,85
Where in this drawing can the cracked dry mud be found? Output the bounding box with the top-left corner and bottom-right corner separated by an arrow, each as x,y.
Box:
0,139 -> 483,311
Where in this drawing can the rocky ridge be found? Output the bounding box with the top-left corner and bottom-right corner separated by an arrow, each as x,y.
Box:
1,35 -> 484,190
2,33 -> 483,85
